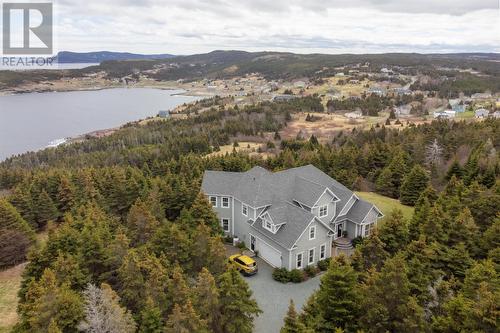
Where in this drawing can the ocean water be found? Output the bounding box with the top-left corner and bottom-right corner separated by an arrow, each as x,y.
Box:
0,88 -> 199,160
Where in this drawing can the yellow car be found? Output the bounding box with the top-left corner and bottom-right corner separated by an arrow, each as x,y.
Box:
229,254 -> 258,276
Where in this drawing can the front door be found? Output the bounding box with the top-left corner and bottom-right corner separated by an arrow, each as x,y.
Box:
250,235 -> 256,252
336,224 -> 343,238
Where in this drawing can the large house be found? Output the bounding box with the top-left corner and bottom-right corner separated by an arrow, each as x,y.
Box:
201,165 -> 383,269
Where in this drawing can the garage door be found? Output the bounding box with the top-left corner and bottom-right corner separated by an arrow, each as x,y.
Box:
255,237 -> 282,267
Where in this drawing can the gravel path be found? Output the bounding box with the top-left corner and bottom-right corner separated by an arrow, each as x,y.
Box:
244,257 -> 321,333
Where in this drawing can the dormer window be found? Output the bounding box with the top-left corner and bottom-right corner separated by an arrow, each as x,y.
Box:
264,219 -> 273,232
319,205 -> 328,218
242,204 -> 248,216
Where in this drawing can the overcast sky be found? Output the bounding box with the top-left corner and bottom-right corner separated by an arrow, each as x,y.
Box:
53,0 -> 500,54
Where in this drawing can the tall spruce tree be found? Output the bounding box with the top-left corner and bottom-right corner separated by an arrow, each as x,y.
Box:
400,165 -> 429,205
378,209 -> 409,255
312,255 -> 360,332
218,268 -> 261,333
359,255 -> 427,333
0,199 -> 35,268
281,300 -> 310,333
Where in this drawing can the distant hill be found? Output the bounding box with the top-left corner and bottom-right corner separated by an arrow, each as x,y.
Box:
56,51 -> 175,63
87,50 -> 500,81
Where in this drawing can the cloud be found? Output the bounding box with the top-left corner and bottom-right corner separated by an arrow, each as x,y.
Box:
53,0 -> 500,54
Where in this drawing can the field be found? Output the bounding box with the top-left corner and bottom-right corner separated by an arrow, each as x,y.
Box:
356,191 -> 415,221
205,141 -> 274,159
0,263 -> 25,333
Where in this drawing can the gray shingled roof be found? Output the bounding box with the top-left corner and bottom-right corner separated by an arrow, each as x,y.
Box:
343,199 -> 374,222
250,202 -> 318,249
201,165 -> 379,248
292,176 -> 327,208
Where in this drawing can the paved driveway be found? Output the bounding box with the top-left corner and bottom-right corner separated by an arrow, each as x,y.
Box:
244,257 -> 322,333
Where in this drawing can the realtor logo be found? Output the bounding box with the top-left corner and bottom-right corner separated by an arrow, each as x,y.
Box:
2,2 -> 53,54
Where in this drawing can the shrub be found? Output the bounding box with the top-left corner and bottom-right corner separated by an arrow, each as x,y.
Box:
352,236 -> 364,247
224,235 -> 233,243
272,268 -> 290,283
317,258 -> 331,271
237,241 -> 246,250
289,269 -> 305,283
304,265 -> 318,278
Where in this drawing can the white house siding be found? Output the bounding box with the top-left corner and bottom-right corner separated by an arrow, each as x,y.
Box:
311,191 -> 336,223
290,219 -> 332,270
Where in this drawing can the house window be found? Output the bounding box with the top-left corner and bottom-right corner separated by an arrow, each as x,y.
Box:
242,204 -> 248,216
222,197 -> 230,208
320,244 -> 326,260
210,196 -> 217,207
308,248 -> 315,265
309,226 -> 316,240
364,222 -> 374,237
319,205 -> 328,217
263,218 -> 273,232
296,253 -> 303,269
221,218 -> 230,232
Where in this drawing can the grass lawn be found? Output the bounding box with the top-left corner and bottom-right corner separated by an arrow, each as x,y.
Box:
355,191 -> 414,221
0,263 -> 25,333
456,111 -> 475,119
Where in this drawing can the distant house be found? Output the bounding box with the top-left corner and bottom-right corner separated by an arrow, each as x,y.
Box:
293,81 -> 307,88
345,110 -> 363,119
492,111 -> 500,119
452,104 -> 466,113
158,110 -> 170,118
393,87 -> 412,96
273,94 -> 297,102
475,108 -> 490,118
367,87 -> 386,96
348,79 -> 360,84
471,92 -> 492,100
434,110 -> 456,119
201,165 -> 383,269
395,105 -> 412,116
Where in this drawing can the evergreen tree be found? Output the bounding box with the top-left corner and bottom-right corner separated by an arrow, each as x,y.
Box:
281,300 -> 309,333
446,159 -> 463,180
9,186 -> 35,227
375,151 -> 409,198
359,255 -> 426,333
189,191 -> 222,233
138,298 -> 164,333
192,268 -> 220,331
19,268 -> 83,332
56,175 -> 75,213
35,189 -> 59,227
400,165 -> 429,205
313,255 -> 360,332
481,217 -> 500,256
126,199 -> 159,246
218,269 -> 261,333
378,209 -> 409,255
351,230 -> 389,272
164,301 -> 208,333
0,199 -> 35,268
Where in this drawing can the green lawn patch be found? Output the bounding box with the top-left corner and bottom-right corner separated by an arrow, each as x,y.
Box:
355,191 -> 414,221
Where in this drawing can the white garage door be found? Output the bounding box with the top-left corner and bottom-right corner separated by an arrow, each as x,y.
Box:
256,237 -> 282,267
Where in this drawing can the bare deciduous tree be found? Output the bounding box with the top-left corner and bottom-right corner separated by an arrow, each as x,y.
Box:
78,283 -> 136,333
425,139 -> 443,167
